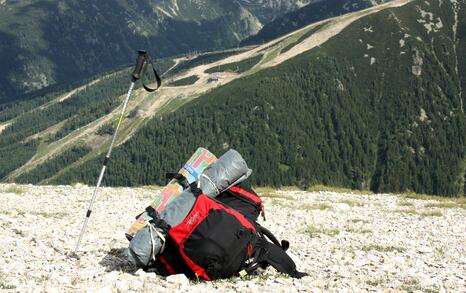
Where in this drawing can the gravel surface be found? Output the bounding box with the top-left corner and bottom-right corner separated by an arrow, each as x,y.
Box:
0,184 -> 465,292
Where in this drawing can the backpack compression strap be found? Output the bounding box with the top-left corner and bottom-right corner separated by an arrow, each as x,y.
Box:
166,173 -> 189,189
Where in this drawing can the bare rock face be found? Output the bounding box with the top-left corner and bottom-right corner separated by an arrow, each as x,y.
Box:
0,183 -> 465,292
236,0 -> 315,23
412,49 -> 424,76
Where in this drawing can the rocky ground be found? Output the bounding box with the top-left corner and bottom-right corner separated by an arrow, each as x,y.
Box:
0,183 -> 465,292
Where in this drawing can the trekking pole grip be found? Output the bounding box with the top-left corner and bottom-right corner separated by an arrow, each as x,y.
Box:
132,50 -> 147,81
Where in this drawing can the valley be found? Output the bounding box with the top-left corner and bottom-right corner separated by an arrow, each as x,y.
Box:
0,0 -> 464,197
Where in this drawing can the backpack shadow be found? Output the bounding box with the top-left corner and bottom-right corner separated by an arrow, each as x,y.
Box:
98,247 -> 135,273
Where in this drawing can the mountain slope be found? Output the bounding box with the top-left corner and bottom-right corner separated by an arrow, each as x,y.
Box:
0,0 -> 311,102
1,184 -> 465,291
2,0 -> 465,196
0,1 -> 406,184
241,0 -> 391,46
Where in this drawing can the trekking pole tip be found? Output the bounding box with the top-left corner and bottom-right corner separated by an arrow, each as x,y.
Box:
67,251 -> 81,260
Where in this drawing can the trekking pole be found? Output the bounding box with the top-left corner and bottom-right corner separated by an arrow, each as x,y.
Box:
72,50 -> 161,258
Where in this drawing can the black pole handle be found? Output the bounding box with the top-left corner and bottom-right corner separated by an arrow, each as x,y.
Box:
131,49 -> 162,91
132,50 -> 147,81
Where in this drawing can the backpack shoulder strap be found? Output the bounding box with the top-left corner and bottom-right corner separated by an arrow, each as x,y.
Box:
256,224 -> 282,248
243,224 -> 307,278
260,241 -> 307,278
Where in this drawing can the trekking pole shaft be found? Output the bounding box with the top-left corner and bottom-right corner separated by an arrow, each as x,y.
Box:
107,82 -> 135,158
74,82 -> 136,254
74,165 -> 107,253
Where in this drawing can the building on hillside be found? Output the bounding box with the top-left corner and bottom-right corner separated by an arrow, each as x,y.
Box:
207,74 -> 220,83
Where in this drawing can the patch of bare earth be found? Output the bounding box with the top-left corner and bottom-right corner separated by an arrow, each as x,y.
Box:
0,122 -> 11,134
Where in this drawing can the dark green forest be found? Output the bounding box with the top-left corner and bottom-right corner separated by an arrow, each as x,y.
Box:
2,0 -> 465,197
205,55 -> 263,74
168,75 -> 200,87
48,1 -> 465,196
0,56 -> 175,180
15,145 -> 91,184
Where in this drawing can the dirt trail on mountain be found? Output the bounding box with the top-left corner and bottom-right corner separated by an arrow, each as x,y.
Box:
267,0 -> 413,67
37,77 -> 105,112
59,79 -> 102,103
0,122 -> 10,135
162,57 -> 185,77
161,0 -> 413,100
7,90 -> 148,179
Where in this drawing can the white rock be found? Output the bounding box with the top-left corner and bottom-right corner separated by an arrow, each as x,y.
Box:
43,283 -> 61,293
115,280 -> 129,292
1,184 -> 465,292
57,276 -> 71,284
129,279 -> 144,291
337,231 -> 350,239
367,254 -> 379,263
104,271 -> 119,283
287,250 -> 301,267
135,269 -> 147,277
246,281 -> 257,289
73,183 -> 87,189
335,203 -> 350,210
166,274 -> 189,286
393,256 -> 405,264
418,246 -> 433,254
95,285 -> 113,293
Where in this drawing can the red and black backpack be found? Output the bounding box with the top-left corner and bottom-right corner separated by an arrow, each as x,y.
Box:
148,183 -> 306,280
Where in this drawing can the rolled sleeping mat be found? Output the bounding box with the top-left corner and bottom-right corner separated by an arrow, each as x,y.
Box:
199,149 -> 252,197
126,148 -> 217,240
156,149 -> 252,228
127,224 -> 165,268
159,189 -> 197,227
126,190 -> 198,268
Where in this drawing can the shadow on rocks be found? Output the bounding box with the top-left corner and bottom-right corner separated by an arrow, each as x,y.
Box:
99,247 -> 135,273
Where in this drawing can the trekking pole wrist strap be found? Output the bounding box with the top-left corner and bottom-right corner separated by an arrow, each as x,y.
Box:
142,55 -> 161,92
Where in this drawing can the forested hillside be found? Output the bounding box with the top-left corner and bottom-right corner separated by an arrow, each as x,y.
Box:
241,0 -> 388,46
0,0 -> 310,102
42,0 -> 465,196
